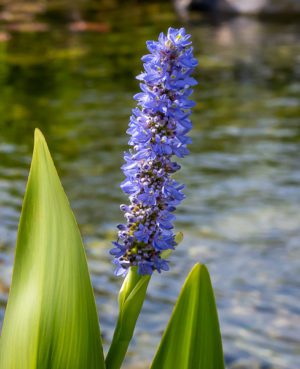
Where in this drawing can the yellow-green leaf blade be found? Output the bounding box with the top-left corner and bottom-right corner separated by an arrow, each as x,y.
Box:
0,129 -> 105,369
151,263 -> 225,369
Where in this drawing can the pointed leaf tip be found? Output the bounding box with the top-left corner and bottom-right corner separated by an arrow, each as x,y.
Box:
191,262 -> 207,278
151,263 -> 225,369
34,127 -> 43,140
33,128 -> 48,152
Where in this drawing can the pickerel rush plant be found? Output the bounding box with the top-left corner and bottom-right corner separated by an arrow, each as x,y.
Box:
0,28 -> 225,369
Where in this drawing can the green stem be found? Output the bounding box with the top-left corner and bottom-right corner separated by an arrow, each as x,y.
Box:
105,319 -> 129,369
105,267 -> 150,369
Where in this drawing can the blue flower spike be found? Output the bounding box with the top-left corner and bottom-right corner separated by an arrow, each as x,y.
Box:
111,27 -> 198,276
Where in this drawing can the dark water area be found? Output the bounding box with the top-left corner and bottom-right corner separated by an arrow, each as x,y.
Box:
0,1 -> 300,368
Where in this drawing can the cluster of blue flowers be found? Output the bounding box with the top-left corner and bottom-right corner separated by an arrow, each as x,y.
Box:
111,27 -> 198,276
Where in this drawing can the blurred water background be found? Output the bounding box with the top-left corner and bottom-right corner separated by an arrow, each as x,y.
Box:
0,1 -> 299,368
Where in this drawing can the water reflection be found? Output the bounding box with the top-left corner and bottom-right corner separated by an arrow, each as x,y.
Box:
0,3 -> 300,369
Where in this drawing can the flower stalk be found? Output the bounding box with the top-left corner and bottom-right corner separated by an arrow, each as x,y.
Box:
105,268 -> 150,369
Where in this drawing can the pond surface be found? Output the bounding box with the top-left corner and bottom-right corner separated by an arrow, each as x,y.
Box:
0,2 -> 300,368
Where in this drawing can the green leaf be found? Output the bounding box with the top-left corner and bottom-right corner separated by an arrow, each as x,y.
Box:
151,263 -> 225,369
0,129 -> 105,369
105,267 -> 150,369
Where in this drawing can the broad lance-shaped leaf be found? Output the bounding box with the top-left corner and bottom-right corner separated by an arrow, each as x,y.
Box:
0,129 -> 105,369
151,263 -> 225,369
105,267 -> 150,369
